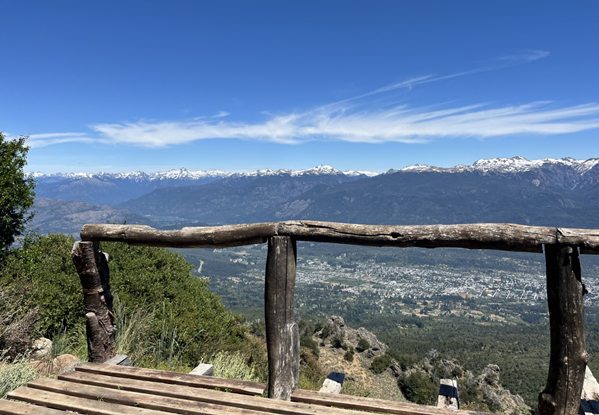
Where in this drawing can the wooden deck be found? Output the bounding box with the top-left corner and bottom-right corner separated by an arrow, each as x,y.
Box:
0,363 -> 489,415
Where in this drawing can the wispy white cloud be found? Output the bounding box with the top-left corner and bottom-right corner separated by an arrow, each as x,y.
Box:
495,49 -> 550,63
27,49 -> 599,148
27,132 -> 98,148
87,100 -> 599,146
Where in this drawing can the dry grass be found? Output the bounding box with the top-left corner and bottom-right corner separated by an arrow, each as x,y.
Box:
0,352 -> 38,399
208,351 -> 259,382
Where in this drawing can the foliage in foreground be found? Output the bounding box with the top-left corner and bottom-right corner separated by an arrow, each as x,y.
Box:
0,234 -> 249,368
0,132 -> 35,255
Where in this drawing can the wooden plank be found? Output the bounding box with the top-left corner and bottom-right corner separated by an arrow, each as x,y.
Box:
73,364 -> 490,415
290,390 -> 489,415
75,363 -> 265,395
8,386 -> 171,415
278,221 -> 553,252
0,400 -> 72,415
71,241 -> 116,363
26,378 -> 271,415
539,244 -> 588,415
265,236 -> 300,400
58,371 -> 374,415
80,223 -> 276,248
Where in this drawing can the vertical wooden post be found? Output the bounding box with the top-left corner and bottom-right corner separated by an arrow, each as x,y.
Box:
265,236 -> 299,400
72,241 -> 116,363
539,244 -> 588,415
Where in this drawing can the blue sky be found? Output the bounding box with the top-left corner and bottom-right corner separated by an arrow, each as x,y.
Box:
1,1 -> 599,173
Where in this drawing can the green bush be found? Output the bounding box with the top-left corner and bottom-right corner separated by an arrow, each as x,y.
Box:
331,333 -> 345,349
105,241 -> 247,362
299,348 -> 325,390
344,346 -> 355,362
356,338 -> 370,352
320,324 -> 332,339
300,334 -> 320,357
0,234 -> 83,338
398,371 -> 437,405
370,353 -> 392,374
0,234 -> 248,368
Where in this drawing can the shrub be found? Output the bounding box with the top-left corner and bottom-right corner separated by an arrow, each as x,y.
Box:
370,353 -> 392,374
0,234 -> 83,338
320,323 -> 332,339
398,371 -> 437,405
356,338 -> 370,352
300,334 -> 320,357
0,234 -> 248,368
299,348 -> 325,390
344,346 -> 355,362
106,241 -> 247,362
331,333 -> 345,349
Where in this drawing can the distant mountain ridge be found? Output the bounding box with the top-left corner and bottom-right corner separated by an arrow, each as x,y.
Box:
31,165 -> 378,181
30,157 -> 599,233
31,165 -> 377,205
398,156 -> 599,176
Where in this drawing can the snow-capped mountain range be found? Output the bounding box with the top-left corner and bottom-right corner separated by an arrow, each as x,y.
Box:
397,156 -> 599,175
30,165 -> 378,181
30,157 -> 599,180
29,156 -> 599,234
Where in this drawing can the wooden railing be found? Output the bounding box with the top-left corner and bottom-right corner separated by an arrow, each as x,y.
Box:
72,221 -> 598,415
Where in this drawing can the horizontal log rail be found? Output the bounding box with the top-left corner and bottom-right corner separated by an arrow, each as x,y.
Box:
81,221 -> 599,254
74,219 -> 597,415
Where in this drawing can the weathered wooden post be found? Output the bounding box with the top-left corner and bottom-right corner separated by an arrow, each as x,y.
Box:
72,241 -> 116,363
539,244 -> 588,415
265,236 -> 300,400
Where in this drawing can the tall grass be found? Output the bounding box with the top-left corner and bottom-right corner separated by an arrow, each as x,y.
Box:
50,325 -> 87,360
0,352 -> 38,399
114,297 -> 188,371
208,351 -> 259,382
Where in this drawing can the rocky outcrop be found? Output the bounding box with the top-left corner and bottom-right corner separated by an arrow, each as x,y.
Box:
315,317 -> 529,414
471,364 -> 529,415
397,351 -> 530,415
319,316 -> 387,357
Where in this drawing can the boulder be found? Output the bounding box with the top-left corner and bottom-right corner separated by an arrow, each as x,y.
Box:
52,354 -> 80,374
31,337 -> 52,359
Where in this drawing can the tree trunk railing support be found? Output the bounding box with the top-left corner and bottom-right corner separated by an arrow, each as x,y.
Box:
539,244 -> 588,415
71,241 -> 116,363
265,236 -> 300,400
